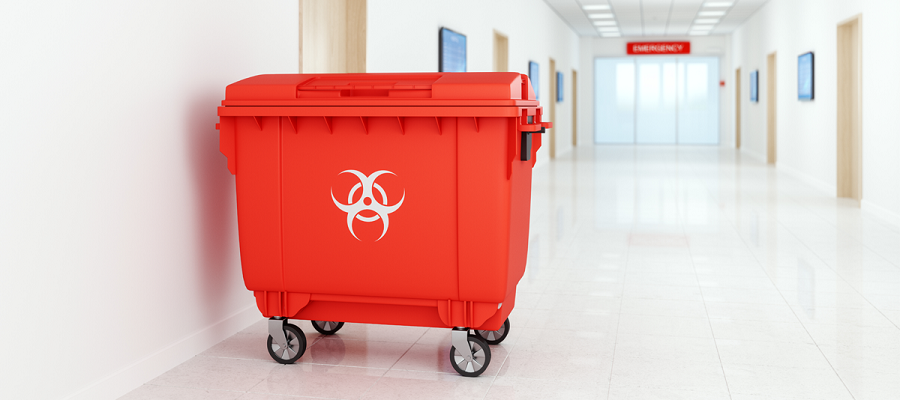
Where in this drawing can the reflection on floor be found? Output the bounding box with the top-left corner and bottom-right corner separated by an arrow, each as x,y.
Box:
123,146 -> 900,400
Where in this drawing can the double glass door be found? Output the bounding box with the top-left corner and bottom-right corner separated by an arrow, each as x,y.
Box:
594,57 -> 719,144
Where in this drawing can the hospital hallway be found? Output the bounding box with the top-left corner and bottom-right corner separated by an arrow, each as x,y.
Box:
11,0 -> 900,398
123,145 -> 900,400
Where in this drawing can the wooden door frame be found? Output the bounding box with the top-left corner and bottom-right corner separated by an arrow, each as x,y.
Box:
299,0 -> 366,73
837,15 -> 863,201
572,69 -> 577,147
492,31 -> 508,72
766,53 -> 777,164
549,58 -> 556,159
735,67 -> 741,149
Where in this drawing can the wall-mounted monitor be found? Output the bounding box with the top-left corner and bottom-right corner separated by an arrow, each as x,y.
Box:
798,52 -> 814,101
556,71 -> 563,102
529,61 -> 539,100
439,27 -> 466,72
750,70 -> 759,103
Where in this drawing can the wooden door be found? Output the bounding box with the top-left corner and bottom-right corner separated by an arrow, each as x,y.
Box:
493,31 -> 508,72
837,16 -> 862,201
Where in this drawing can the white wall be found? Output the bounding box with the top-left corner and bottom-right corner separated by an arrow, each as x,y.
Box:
0,1 -> 299,399
367,0 -> 581,165
732,0 -> 900,222
578,35 -> 733,148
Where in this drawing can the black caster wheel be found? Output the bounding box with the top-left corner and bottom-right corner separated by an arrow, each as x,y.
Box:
474,318 -> 510,345
311,320 -> 345,335
449,335 -> 491,377
267,323 -> 306,364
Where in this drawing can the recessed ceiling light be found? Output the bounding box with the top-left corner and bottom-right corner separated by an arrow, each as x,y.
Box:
583,4 -> 611,11
694,18 -> 720,24
601,33 -> 621,37
593,20 -> 617,26
691,24 -> 715,30
588,13 -> 614,19
703,1 -> 732,7
689,31 -> 711,36
699,11 -> 726,16
597,27 -> 619,32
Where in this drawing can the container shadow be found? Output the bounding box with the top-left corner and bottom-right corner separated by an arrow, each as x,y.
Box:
186,94 -> 246,321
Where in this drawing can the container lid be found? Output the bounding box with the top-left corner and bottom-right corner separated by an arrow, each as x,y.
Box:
222,72 -> 538,107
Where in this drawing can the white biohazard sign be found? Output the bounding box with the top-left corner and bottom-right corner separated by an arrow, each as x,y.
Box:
331,170 -> 404,241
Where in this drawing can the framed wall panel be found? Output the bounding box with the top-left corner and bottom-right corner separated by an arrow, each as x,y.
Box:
750,70 -> 759,103
798,52 -> 814,101
439,27 -> 466,72
556,71 -> 563,102
529,61 -> 540,100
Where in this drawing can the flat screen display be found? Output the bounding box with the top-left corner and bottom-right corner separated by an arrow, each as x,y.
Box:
556,71 -> 563,102
529,61 -> 539,100
750,70 -> 758,103
439,28 -> 466,72
798,52 -> 814,100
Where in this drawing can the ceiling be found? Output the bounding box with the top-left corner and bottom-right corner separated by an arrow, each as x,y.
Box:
543,0 -> 769,37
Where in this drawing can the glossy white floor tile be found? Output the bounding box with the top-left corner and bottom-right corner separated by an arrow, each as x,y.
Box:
123,146 -> 900,399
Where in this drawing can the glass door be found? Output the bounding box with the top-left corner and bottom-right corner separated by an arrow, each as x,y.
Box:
677,57 -> 719,144
594,58 -> 635,143
594,56 -> 720,145
635,57 -> 678,144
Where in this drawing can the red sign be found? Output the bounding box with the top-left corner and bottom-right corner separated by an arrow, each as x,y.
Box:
627,42 -> 691,55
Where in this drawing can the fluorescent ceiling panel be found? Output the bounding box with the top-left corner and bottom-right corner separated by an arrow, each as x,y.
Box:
608,0 -> 641,13
542,0 -> 763,37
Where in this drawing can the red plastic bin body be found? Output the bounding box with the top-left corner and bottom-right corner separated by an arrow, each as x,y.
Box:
217,73 -> 550,331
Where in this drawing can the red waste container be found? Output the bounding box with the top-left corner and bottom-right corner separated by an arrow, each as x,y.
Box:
217,72 -> 550,376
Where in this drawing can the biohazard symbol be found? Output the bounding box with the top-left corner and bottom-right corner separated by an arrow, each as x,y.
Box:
331,170 -> 404,241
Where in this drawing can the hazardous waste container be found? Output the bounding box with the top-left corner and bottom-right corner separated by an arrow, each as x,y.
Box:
216,72 -> 551,376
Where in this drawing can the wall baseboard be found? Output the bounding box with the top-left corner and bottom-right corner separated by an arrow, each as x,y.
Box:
777,162 -> 836,196
739,148 -> 765,163
65,304 -> 261,400
861,199 -> 900,229
772,161 -> 899,229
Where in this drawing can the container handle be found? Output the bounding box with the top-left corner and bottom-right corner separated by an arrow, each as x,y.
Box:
218,118 -> 236,174
519,122 -> 552,161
